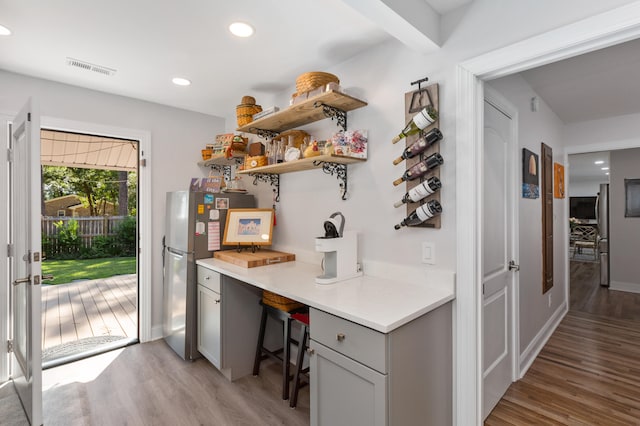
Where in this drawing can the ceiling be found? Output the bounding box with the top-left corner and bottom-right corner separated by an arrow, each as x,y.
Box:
0,0 -> 472,118
568,151 -> 610,182
520,37 -> 640,124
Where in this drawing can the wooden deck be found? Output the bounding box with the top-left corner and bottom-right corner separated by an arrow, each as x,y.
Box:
41,274 -> 137,351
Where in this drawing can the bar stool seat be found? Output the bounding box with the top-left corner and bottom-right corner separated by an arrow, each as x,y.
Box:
252,292 -> 307,401
289,312 -> 310,408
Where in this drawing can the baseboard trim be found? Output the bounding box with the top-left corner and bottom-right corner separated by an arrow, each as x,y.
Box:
518,302 -> 568,378
610,281 -> 640,294
150,325 -> 164,342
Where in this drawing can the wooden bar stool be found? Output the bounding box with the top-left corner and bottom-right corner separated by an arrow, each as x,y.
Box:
289,312 -> 310,408
252,290 -> 307,401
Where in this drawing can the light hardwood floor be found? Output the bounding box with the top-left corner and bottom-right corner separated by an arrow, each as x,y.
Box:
42,340 -> 310,426
485,261 -> 640,424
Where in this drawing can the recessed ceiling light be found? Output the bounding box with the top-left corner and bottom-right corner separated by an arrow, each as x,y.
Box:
605,172 -> 610,175
594,160 -> 604,165
172,77 -> 191,86
601,167 -> 609,171
0,24 -> 11,36
229,22 -> 254,37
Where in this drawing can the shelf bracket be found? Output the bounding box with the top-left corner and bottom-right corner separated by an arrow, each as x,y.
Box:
253,129 -> 279,140
248,173 -> 280,202
313,161 -> 348,200
208,164 -> 232,182
313,102 -> 347,132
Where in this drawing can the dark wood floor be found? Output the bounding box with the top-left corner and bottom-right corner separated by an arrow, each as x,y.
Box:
42,340 -> 310,426
486,261 -> 640,425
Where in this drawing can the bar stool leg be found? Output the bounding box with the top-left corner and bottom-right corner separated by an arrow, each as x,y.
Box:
290,324 -> 308,408
282,317 -> 291,400
253,305 -> 269,376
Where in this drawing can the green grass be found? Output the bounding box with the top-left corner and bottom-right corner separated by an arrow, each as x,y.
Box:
42,257 -> 136,285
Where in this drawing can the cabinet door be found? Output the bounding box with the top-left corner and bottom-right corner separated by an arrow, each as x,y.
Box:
310,340 -> 387,426
197,284 -> 221,369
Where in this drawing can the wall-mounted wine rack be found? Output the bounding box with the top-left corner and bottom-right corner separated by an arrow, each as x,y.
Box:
399,79 -> 441,228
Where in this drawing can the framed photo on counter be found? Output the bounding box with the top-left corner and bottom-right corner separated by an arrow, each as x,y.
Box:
223,208 -> 274,246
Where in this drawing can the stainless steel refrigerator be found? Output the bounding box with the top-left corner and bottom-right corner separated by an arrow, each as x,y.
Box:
163,190 -> 256,360
597,183 -> 610,286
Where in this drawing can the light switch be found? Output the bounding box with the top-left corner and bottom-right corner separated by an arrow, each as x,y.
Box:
422,242 -> 435,264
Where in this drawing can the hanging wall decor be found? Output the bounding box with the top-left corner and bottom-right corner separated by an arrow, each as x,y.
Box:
624,178 -> 640,217
553,162 -> 565,199
522,148 -> 539,199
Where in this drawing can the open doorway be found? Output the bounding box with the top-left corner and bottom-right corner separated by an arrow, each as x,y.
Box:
39,129 -> 139,367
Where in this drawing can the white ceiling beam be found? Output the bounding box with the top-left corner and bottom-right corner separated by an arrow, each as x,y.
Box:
341,0 -> 441,53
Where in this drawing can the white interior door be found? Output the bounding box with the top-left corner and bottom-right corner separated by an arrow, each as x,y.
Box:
482,93 -> 517,419
9,98 -> 42,426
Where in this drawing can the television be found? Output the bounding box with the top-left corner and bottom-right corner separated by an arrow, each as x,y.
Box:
570,196 -> 597,220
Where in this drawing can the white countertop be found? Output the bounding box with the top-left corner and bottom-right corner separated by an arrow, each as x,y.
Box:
196,258 -> 455,333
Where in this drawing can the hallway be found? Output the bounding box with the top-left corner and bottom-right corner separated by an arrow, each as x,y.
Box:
485,261 -> 640,424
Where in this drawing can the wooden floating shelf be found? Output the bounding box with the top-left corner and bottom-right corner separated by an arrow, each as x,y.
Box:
197,151 -> 246,167
237,154 -> 365,175
236,90 -> 367,134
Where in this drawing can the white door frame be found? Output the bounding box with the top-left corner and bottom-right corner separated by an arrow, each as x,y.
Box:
1,113 -> 12,382
455,3 -> 640,425
40,117 -> 152,343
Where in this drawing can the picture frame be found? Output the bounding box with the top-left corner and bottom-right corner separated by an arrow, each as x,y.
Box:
222,208 -> 274,246
522,148 -> 539,199
554,162 -> 565,199
625,178 -> 640,217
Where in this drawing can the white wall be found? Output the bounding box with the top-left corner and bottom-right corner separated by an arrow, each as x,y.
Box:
568,178 -> 607,197
564,111 -> 640,151
610,148 -> 640,289
0,70 -> 225,332
486,75 -> 567,357
220,0 -> 639,277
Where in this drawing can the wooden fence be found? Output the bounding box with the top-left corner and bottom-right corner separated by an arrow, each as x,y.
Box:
42,216 -> 130,257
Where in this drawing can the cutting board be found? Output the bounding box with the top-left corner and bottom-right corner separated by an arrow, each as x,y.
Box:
214,249 -> 295,268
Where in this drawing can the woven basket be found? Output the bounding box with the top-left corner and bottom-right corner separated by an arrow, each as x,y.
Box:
279,129 -> 309,149
244,155 -> 267,169
236,104 -> 263,126
262,290 -> 304,312
296,71 -> 339,94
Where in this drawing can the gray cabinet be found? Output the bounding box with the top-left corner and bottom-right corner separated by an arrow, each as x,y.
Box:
197,284 -> 221,368
310,340 -> 387,426
196,266 -> 263,381
309,302 -> 452,426
197,266 -> 222,368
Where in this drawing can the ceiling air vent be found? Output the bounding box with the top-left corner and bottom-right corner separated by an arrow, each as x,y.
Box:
66,57 -> 117,76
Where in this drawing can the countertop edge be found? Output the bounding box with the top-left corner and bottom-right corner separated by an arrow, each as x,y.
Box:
196,258 -> 455,333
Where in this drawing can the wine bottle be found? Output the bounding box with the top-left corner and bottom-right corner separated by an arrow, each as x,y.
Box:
393,176 -> 441,208
391,106 -> 438,144
392,128 -> 443,165
394,200 -> 442,230
392,153 -> 443,186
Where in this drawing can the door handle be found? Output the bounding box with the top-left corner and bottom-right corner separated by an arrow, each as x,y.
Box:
13,275 -> 31,286
508,261 -> 520,272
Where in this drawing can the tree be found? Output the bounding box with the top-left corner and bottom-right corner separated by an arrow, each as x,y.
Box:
42,166 -> 137,216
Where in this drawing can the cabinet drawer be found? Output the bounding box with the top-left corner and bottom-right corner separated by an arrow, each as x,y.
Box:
197,265 -> 221,292
310,308 -> 387,373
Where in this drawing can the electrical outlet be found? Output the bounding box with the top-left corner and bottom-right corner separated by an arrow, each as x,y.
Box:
548,294 -> 552,307
422,242 -> 435,264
